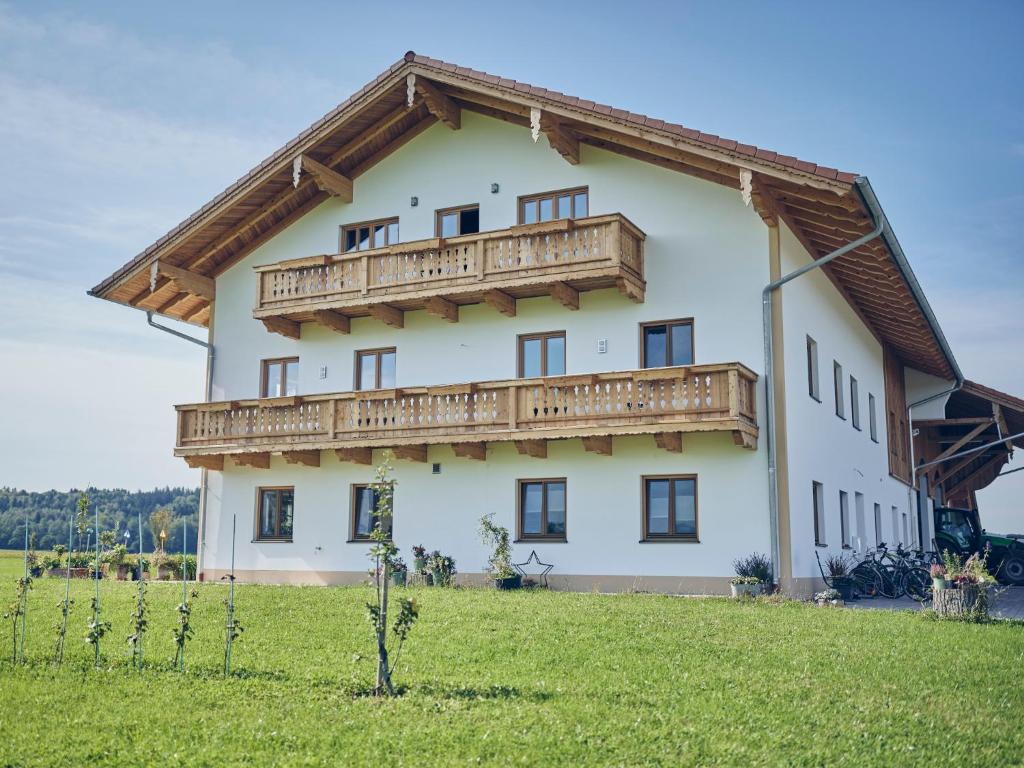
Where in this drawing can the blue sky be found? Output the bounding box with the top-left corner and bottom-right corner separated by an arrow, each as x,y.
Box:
0,1 -> 1021,523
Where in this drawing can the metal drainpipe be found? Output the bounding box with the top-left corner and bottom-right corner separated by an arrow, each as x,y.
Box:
762,177 -> 884,585
146,311 -> 215,579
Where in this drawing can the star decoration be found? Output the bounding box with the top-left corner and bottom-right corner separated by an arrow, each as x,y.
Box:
513,550 -> 553,587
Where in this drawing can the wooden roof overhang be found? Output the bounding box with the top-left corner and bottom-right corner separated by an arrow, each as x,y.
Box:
89,51 -> 957,379
914,381 -> 1024,507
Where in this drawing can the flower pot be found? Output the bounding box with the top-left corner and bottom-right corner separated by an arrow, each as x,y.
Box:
429,568 -> 443,586
833,577 -> 855,602
47,568 -> 64,579
116,564 -> 130,581
932,577 -> 946,592
390,571 -> 407,587
413,557 -> 426,573
29,566 -> 43,578
495,574 -> 522,591
730,583 -> 761,598
157,565 -> 172,581
421,572 -> 433,586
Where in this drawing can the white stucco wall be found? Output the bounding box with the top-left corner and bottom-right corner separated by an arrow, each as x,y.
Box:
778,222 -> 932,581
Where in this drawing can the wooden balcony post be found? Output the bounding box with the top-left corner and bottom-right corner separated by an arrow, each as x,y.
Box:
728,368 -> 740,417
360,254 -> 369,296
476,238 -> 486,280
609,219 -> 622,265
508,385 -> 518,430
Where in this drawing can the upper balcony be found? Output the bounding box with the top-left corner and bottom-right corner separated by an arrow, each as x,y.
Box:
174,362 -> 758,469
253,213 -> 645,338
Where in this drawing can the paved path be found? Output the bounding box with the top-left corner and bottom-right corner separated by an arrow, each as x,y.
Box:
847,585 -> 1024,620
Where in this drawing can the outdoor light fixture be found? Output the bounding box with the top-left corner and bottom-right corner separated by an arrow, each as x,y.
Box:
491,183 -> 499,194
410,196 -> 418,207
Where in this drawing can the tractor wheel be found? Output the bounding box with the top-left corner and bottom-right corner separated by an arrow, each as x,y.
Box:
998,555 -> 1024,586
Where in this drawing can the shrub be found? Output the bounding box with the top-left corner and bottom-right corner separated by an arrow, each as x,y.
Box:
479,514 -> 515,579
930,563 -> 946,579
824,554 -> 852,579
732,552 -> 773,584
427,551 -> 457,586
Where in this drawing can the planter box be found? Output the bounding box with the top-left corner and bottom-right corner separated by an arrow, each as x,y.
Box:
833,578 -> 855,601
934,584 -> 987,619
47,568 -> 65,579
730,583 -> 762,598
495,574 -> 522,591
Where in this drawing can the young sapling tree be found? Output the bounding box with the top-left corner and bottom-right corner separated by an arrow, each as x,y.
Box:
5,575 -> 32,664
128,512 -> 147,670
54,515 -> 73,667
479,514 -> 517,585
364,451 -> 419,696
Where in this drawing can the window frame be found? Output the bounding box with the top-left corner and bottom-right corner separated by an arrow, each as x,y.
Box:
839,490 -> 851,549
339,216 -> 400,253
354,347 -> 397,391
874,503 -> 883,546
639,319 -> 696,369
833,361 -> 845,419
349,483 -> 393,542
641,474 -> 699,542
517,186 -> 589,225
813,481 -> 826,547
435,203 -> 480,238
260,357 -> 298,399
868,393 -> 879,442
850,376 -> 861,430
517,331 -> 566,378
516,478 -> 568,542
254,486 -> 294,543
806,336 -> 820,402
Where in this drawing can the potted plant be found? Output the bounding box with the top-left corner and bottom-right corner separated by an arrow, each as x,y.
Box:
935,551 -> 994,619
731,552 -> 773,596
479,514 -> 522,590
411,545 -> 427,574
390,558 -> 408,587
107,543 -> 131,580
151,550 -> 172,581
930,563 -> 947,592
824,553 -> 855,601
814,588 -> 843,607
427,550 -> 456,587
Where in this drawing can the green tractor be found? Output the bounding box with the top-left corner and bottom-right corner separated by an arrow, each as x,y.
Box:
933,507 -> 1024,585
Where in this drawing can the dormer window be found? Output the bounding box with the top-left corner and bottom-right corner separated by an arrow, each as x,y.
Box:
519,187 -> 588,224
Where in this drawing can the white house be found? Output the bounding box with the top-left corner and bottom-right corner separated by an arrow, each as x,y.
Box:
91,52 -> 969,595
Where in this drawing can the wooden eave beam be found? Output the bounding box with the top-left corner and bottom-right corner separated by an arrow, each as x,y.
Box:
368,304 -> 404,329
151,261 -> 215,301
184,454 -> 224,471
550,281 -> 580,310
323,104 -> 421,167
515,440 -> 547,459
282,450 -> 320,467
425,296 -> 459,323
452,442 -> 486,461
654,432 -> 683,453
293,155 -> 353,203
262,316 -> 301,339
748,174 -> 778,226
581,435 -> 612,455
930,420 -> 994,464
732,430 -> 757,450
483,289 -> 516,317
346,114 -> 438,179
540,114 -> 580,165
945,452 -> 1009,497
412,75 -> 461,130
392,444 -> 428,463
233,453 -> 271,469
336,447 -> 373,465
312,309 -> 351,334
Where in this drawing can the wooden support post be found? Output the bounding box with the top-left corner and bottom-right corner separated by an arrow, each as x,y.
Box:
392,444 -> 428,463
581,435 -> 612,456
615,276 -> 644,303
732,430 -> 757,450
292,155 -> 353,202
483,289 -> 516,317
368,304 -> 404,329
261,316 -> 301,339
282,450 -> 320,467
232,453 -> 271,469
654,432 -> 683,453
452,442 -> 486,461
425,296 -> 459,323
550,281 -> 580,310
311,310 -> 351,334
335,447 -> 373,465
153,261 -> 216,301
515,440 -> 547,459
184,455 -> 224,471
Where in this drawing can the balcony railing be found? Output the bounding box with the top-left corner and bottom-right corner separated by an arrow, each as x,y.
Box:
175,363 -> 758,466
253,213 -> 645,335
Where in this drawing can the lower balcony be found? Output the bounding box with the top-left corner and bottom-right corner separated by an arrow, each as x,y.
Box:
175,363 -> 759,469
253,213 -> 645,337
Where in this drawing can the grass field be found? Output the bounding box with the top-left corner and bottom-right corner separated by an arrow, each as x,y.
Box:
0,550 -> 1022,766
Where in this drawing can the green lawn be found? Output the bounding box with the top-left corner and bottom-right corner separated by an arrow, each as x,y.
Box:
0,550 -> 1021,766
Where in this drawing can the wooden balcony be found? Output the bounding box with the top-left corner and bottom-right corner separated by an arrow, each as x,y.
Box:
175,363 -> 758,469
253,213 -> 645,337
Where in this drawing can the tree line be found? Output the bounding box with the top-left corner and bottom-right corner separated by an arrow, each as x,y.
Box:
0,487 -> 199,553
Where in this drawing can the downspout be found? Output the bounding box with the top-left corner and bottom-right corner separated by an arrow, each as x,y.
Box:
146,311 -> 215,580
762,176 -> 884,586
855,179 -> 964,548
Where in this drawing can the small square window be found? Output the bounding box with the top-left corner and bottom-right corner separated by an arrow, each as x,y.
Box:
350,484 -> 392,541
517,479 -> 567,541
261,358 -> 298,398
642,476 -> 698,541
256,487 -> 294,542
641,320 -> 694,368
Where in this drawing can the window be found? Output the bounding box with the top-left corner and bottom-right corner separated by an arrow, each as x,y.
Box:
518,332 -> 566,378
261,357 -> 298,398
517,479 -> 567,541
350,484 -> 392,541
839,491 -> 851,548
519,186 -> 588,224
873,503 -> 883,546
812,482 -> 826,546
854,492 -> 866,550
891,506 -> 900,545
807,336 -> 820,401
640,320 -> 694,368
868,393 -> 878,442
341,217 -> 399,253
355,348 -> 396,390
833,362 -> 845,419
850,377 -> 861,430
902,513 -> 909,547
436,204 -> 480,237
256,487 -> 294,542
643,476 -> 698,541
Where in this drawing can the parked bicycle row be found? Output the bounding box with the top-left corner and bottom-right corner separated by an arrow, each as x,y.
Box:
817,543 -> 939,603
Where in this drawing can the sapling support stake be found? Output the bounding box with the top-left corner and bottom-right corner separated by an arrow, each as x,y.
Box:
224,512 -> 240,675
19,509 -> 29,663
55,515 -> 73,666
129,512 -> 147,670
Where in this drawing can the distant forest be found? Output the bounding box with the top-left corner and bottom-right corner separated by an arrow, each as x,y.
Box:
0,487 -> 200,554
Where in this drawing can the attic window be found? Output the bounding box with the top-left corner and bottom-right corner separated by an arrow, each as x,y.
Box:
341,218 -> 399,253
